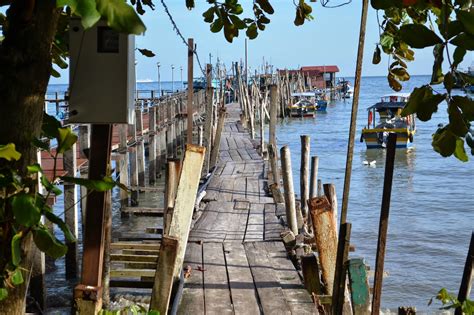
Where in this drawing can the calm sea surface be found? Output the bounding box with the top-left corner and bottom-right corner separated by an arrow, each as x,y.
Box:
46,76 -> 473,313
275,75 -> 473,312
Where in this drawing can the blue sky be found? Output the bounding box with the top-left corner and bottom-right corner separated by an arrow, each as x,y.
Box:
48,0 -> 473,84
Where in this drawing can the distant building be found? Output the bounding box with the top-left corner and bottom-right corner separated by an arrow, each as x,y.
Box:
278,65 -> 340,89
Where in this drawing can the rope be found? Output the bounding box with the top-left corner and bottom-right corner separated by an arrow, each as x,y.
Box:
159,0 -> 206,77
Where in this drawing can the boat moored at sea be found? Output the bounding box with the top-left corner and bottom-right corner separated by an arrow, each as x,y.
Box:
286,92 -> 317,117
361,93 -> 416,149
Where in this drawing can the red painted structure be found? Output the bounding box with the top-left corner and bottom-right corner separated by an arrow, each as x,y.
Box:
278,65 -> 340,89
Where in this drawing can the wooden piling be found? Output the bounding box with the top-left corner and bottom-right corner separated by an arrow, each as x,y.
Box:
163,159 -> 181,236
300,135 -> 310,219
78,124 -> 90,159
102,191 -> 112,308
259,94 -> 265,157
332,222 -> 352,315
455,232 -> 473,315
372,133 -> 397,315
280,146 -> 298,235
210,107 -> 226,169
269,85 -> 278,148
187,38 -> 194,145
317,179 -> 323,197
348,258 -> 371,315
150,235 -> 179,313
63,133 -> 78,279
203,64 -> 213,175
118,125 -> 129,207
149,106 -> 157,185
323,183 -> 338,229
128,123 -> 139,206
267,143 -> 280,186
309,156 -> 319,198
301,253 -> 323,296
308,196 -> 338,295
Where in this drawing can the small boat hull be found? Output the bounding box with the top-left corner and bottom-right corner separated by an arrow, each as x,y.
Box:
361,128 -> 414,149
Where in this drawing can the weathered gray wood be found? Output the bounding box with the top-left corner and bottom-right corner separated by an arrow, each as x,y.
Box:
150,235 -> 179,313
324,183 -> 339,230
121,207 -> 164,216
110,254 -> 158,263
118,125 -> 129,207
203,243 -> 233,314
210,107 -> 227,168
223,242 -> 260,314
263,242 -> 317,314
300,135 -> 310,219
178,242 -> 204,315
148,106 -> 157,185
203,64 -> 214,175
268,143 -> 280,186
280,146 -> 298,235
63,135 -> 78,279
187,38 -> 194,145
264,203 -> 282,241
269,84 -> 278,148
244,203 -> 264,241
301,253 -> 323,296
168,145 -> 205,278
310,156 -> 319,199
164,159 -> 181,235
244,242 -> 292,314
110,242 -> 160,251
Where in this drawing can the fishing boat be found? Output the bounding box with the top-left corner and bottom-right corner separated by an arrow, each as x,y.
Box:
314,90 -> 328,111
360,93 -> 416,149
286,92 -> 316,117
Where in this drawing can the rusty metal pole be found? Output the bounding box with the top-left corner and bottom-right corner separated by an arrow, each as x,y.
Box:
372,133 -> 397,315
187,38 -> 194,145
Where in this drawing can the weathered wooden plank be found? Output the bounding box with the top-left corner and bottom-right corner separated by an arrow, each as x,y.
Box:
203,243 -> 234,314
237,148 -> 251,161
110,254 -> 158,263
229,149 -> 242,161
219,176 -> 235,202
121,207 -> 164,216
168,145 -> 206,279
150,236 -> 179,314
178,242 -> 204,315
110,242 -> 160,251
224,201 -> 249,241
244,242 -> 291,314
263,242 -> 316,314
244,203 -> 264,241
223,242 -> 260,314
220,162 -> 235,176
110,269 -> 155,278
264,203 -> 283,241
232,177 -> 247,201
246,177 -> 260,203
117,233 -> 162,241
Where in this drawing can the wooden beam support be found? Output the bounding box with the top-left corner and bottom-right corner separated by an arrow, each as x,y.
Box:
187,38 -> 194,144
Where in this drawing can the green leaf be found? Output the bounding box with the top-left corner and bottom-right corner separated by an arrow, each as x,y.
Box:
41,176 -> 62,196
448,103 -> 469,137
446,20 -> 464,40
380,33 -> 394,53
27,163 -> 43,174
453,47 -> 466,67
210,18 -> 223,33
0,288 -> 7,301
60,176 -> 117,191
454,138 -> 468,161
452,95 -> 474,121
256,0 -> 274,14
44,211 -> 76,243
58,0 -> 101,29
444,72 -> 454,92
432,128 -> 457,157
32,138 -> 50,151
229,4 -> 243,15
96,0 -> 146,35
456,10 -> 474,36
371,0 -> 399,10
33,226 -> 68,259
246,23 -> 258,39
11,193 -> 41,227
202,6 -> 215,23
399,24 -> 443,48
450,33 -> 474,50
229,15 -> 246,29
431,44 -> 444,85
137,48 -> 155,57
42,113 -> 61,139
372,45 -> 381,64
387,73 -> 402,91
57,127 -> 78,154
11,232 -> 23,266
186,0 -> 195,10
401,85 -> 446,121
0,143 -> 22,161
11,269 -> 24,285
390,67 -> 410,81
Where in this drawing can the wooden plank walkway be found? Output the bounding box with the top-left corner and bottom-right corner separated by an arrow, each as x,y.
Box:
179,103 -> 316,314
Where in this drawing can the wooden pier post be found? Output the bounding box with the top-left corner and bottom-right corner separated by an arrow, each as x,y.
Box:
348,258 -> 371,315
332,222 -> 352,315
308,196 -> 338,295
203,64 -> 213,175
163,159 -> 181,236
455,232 -> 473,315
317,179 -> 323,197
187,38 -> 194,145
269,85 -> 278,147
118,125 -> 129,207
78,125 -> 90,159
280,146 -> 298,235
63,133 -> 78,279
372,133 -> 397,315
135,107 -> 146,188
128,122 -> 139,206
149,106 -> 157,185
210,107 -> 226,169
301,253 -> 322,296
324,183 -> 338,229
310,156 -> 319,198
259,95 -> 265,157
300,135 -> 310,219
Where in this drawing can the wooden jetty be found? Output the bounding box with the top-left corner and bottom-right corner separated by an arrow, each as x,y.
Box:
177,102 -> 316,314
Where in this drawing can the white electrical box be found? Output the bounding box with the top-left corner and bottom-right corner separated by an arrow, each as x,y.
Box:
68,19 -> 135,124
